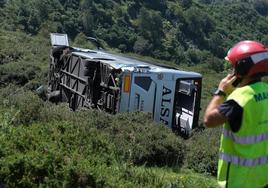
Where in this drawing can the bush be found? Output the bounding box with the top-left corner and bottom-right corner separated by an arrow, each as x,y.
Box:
106,113 -> 186,167
0,117 -> 217,188
0,106 -> 217,187
0,121 -> 117,187
0,87 -> 43,125
0,61 -> 41,86
39,105 -> 186,167
184,128 -> 221,176
133,36 -> 151,55
205,57 -> 225,73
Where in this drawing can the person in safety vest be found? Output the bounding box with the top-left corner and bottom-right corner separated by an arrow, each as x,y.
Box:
204,40 -> 268,188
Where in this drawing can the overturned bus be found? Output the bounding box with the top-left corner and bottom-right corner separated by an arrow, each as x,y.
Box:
48,33 -> 202,136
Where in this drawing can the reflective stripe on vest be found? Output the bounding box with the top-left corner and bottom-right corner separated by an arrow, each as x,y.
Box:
223,129 -> 268,144
219,152 -> 268,166
218,180 -> 226,188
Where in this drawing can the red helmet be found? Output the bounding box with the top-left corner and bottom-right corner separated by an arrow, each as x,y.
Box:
225,40 -> 268,77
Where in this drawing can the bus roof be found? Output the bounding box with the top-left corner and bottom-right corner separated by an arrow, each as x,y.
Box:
72,48 -> 201,77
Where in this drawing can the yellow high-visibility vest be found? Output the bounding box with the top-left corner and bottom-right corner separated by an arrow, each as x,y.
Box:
218,82 -> 268,188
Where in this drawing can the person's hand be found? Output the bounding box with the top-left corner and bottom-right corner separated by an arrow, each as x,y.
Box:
218,74 -> 237,95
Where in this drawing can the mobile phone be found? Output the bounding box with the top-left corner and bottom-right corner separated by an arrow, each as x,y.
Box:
230,70 -> 242,87
232,77 -> 242,87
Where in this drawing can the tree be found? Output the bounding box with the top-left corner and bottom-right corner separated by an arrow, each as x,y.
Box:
138,8 -> 164,48
198,0 -> 213,4
127,1 -> 141,19
133,36 -> 151,55
208,32 -> 225,58
254,0 -> 268,16
80,0 -> 94,35
261,35 -> 268,47
144,0 -> 167,11
179,0 -> 192,9
0,0 -> 6,7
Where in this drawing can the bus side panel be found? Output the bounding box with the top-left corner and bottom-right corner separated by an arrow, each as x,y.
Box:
118,72 -> 132,112
153,81 -> 176,129
129,73 -> 157,113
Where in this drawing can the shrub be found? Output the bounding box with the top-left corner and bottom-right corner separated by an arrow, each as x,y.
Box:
0,87 -> 43,125
0,61 -> 41,86
183,128 -> 221,176
0,118 -> 217,187
39,105 -> 186,167
133,36 -> 151,55
104,112 -> 186,167
205,57 -> 225,73
0,120 -> 118,187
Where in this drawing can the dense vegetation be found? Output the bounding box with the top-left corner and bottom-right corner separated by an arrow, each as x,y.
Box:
0,0 -> 268,187
2,0 -> 268,67
0,87 -> 219,187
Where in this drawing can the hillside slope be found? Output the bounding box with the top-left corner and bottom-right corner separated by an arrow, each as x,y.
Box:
0,26 -> 221,188
1,0 -> 268,187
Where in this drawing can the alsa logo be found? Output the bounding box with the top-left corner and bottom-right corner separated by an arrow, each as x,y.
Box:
160,85 -> 172,125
